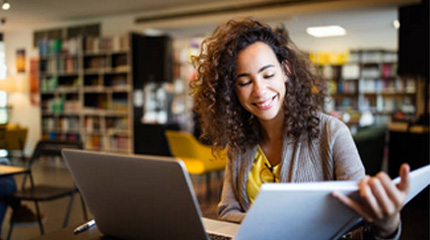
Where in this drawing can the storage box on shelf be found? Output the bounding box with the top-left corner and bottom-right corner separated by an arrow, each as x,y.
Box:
39,35 -> 133,154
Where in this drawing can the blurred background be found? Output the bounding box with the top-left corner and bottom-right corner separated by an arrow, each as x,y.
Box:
0,0 -> 428,239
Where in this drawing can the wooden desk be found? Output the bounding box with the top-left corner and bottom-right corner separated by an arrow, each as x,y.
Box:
0,165 -> 29,178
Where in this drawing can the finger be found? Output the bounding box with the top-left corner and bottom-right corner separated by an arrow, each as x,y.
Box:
369,177 -> 396,217
377,172 -> 405,208
398,163 -> 410,193
359,177 -> 383,220
332,191 -> 373,222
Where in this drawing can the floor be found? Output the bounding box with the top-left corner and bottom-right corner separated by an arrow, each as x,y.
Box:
1,156 -> 428,240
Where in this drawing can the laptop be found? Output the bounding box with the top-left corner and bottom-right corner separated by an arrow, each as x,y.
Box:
62,149 -> 239,240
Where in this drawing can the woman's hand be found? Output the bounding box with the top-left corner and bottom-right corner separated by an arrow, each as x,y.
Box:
333,163 -> 410,238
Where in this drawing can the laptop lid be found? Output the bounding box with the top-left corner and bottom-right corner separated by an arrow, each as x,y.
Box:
62,149 -> 210,240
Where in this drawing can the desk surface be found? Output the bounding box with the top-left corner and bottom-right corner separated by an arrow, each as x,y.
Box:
30,218 -> 240,240
0,165 -> 29,177
30,225 -> 115,240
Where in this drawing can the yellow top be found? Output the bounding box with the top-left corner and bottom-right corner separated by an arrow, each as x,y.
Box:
246,145 -> 280,205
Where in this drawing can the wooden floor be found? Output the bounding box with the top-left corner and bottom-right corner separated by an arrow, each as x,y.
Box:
1,156 -> 428,240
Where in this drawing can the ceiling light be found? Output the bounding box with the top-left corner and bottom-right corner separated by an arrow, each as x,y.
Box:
1,0 -> 10,10
393,20 -> 400,29
306,25 -> 346,38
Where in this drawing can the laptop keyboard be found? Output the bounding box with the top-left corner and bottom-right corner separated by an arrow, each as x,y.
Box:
208,233 -> 232,240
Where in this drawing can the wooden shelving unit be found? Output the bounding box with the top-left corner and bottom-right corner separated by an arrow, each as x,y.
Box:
39,35 -> 134,154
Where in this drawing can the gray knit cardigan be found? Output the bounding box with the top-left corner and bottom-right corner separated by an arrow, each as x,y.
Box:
217,113 -> 401,240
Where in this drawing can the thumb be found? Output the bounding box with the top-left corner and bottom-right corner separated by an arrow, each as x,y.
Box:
398,163 -> 410,193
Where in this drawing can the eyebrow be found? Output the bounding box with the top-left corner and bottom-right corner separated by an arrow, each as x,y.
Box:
236,64 -> 275,79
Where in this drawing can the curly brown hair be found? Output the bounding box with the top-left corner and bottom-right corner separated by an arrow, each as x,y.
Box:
191,18 -> 326,155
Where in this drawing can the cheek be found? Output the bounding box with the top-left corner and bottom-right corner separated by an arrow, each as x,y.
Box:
277,81 -> 287,99
235,88 -> 249,108
236,92 -> 246,107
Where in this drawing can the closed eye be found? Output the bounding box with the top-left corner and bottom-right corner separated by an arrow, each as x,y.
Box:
238,80 -> 251,87
264,74 -> 275,79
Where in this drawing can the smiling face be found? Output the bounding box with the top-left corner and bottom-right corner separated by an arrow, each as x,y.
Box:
235,41 -> 287,124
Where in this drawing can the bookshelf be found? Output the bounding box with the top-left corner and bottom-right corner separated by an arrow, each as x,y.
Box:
39,34 -> 134,154
352,49 -> 417,116
313,49 -> 417,118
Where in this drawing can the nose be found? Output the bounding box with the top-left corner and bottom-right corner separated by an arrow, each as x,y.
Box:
252,77 -> 267,96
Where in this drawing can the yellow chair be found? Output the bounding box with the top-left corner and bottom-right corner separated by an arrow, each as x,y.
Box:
164,130 -> 227,198
0,123 -> 27,159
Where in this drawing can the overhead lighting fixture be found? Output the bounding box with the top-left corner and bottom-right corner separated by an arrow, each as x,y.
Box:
1,0 -> 10,10
306,25 -> 346,38
393,20 -> 400,29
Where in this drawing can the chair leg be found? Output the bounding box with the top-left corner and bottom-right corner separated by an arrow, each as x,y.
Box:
63,193 -> 75,227
34,201 -> 44,234
79,192 -> 88,221
206,173 -> 211,200
7,211 -> 16,240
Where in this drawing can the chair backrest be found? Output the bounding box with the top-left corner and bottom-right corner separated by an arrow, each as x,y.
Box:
23,139 -> 83,188
165,130 -> 227,161
30,140 -> 83,163
0,124 -> 6,148
165,130 -> 208,159
353,126 -> 386,176
3,126 -> 27,150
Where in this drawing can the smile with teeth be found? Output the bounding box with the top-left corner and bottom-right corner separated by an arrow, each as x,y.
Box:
254,95 -> 277,109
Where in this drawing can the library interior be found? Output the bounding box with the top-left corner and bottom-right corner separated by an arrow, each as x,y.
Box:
0,0 -> 428,239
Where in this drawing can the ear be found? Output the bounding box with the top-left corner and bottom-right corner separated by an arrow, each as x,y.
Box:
282,60 -> 291,82
283,60 -> 291,74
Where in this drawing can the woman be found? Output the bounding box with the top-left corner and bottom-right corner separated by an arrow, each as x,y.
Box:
191,18 -> 409,239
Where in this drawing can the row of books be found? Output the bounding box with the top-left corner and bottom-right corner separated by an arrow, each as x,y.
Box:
381,63 -> 397,78
84,35 -> 130,52
38,35 -> 130,57
361,67 -> 381,79
85,117 -> 101,132
111,99 -> 128,111
83,73 -> 128,88
84,76 -> 102,87
319,62 -> 398,80
84,116 -> 130,132
41,77 -> 80,92
327,81 -> 358,94
111,53 -> 128,68
44,132 -> 81,141
42,97 -> 80,114
40,56 -> 79,74
106,117 -> 129,130
349,50 -> 397,63
83,93 -> 108,110
84,56 -> 109,69
106,74 -> 128,87
363,97 -> 416,114
359,78 -> 416,93
382,98 -> 415,113
39,38 -> 82,56
85,134 -> 130,152
42,117 -> 80,133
